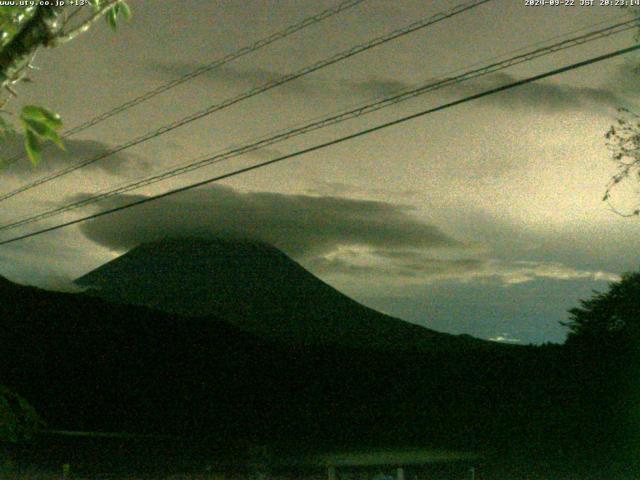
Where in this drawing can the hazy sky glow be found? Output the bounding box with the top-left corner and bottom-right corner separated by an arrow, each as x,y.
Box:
2,0 -> 640,343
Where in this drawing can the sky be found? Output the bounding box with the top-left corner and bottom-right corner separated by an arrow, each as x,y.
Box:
1,0 -> 640,344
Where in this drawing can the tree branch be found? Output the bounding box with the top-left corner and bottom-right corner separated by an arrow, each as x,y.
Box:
60,4 -> 85,31
0,6 -> 65,90
53,0 -> 123,45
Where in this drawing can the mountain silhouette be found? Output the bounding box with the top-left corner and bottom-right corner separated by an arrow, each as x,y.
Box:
75,237 -> 487,352
1,271 -> 612,471
0,273 -> 525,446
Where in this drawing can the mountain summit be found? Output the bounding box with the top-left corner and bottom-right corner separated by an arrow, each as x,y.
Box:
76,237 -> 484,351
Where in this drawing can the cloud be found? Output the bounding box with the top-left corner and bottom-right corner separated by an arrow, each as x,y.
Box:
0,233 -> 113,292
152,61 -> 414,99
305,248 -> 620,286
153,62 -> 319,96
1,132 -> 150,177
305,180 -> 418,198
154,60 -> 625,114
74,185 -> 464,257
71,186 -> 620,286
607,60 -> 640,99
200,65 -> 316,95
488,333 -> 522,343
341,78 -> 410,98
305,252 -> 483,279
500,260 -> 620,284
450,72 -> 624,112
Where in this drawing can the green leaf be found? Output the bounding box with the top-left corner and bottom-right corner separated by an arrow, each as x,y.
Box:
19,106 -> 65,160
44,128 -> 65,150
21,105 -> 62,129
105,2 -> 132,30
22,118 -> 65,150
119,1 -> 132,21
24,129 -> 42,166
89,0 -> 101,12
106,6 -> 118,30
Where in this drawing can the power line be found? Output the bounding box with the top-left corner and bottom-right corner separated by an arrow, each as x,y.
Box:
62,0 -> 366,136
1,42 -> 637,247
0,17 -> 636,233
0,0 -> 491,203
2,0 -> 367,166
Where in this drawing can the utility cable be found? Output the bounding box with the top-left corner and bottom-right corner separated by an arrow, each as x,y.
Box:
0,0 -> 492,203
1,42 -> 637,246
1,0 -> 367,165
0,17 -> 635,233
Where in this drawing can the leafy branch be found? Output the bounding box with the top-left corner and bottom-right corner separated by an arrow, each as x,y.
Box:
20,105 -> 63,165
603,5 -> 640,216
0,1 -> 131,165
53,0 -> 130,45
603,108 -> 640,217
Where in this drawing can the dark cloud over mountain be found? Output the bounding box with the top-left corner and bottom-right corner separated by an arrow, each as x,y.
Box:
72,186 -> 618,285
74,186 -> 464,260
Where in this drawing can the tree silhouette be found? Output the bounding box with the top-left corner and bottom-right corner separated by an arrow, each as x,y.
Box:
562,271 -> 640,351
561,271 -> 640,465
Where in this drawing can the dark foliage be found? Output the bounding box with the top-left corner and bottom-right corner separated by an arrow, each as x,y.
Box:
563,271 -> 640,351
0,258 -> 638,476
560,272 -> 640,465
